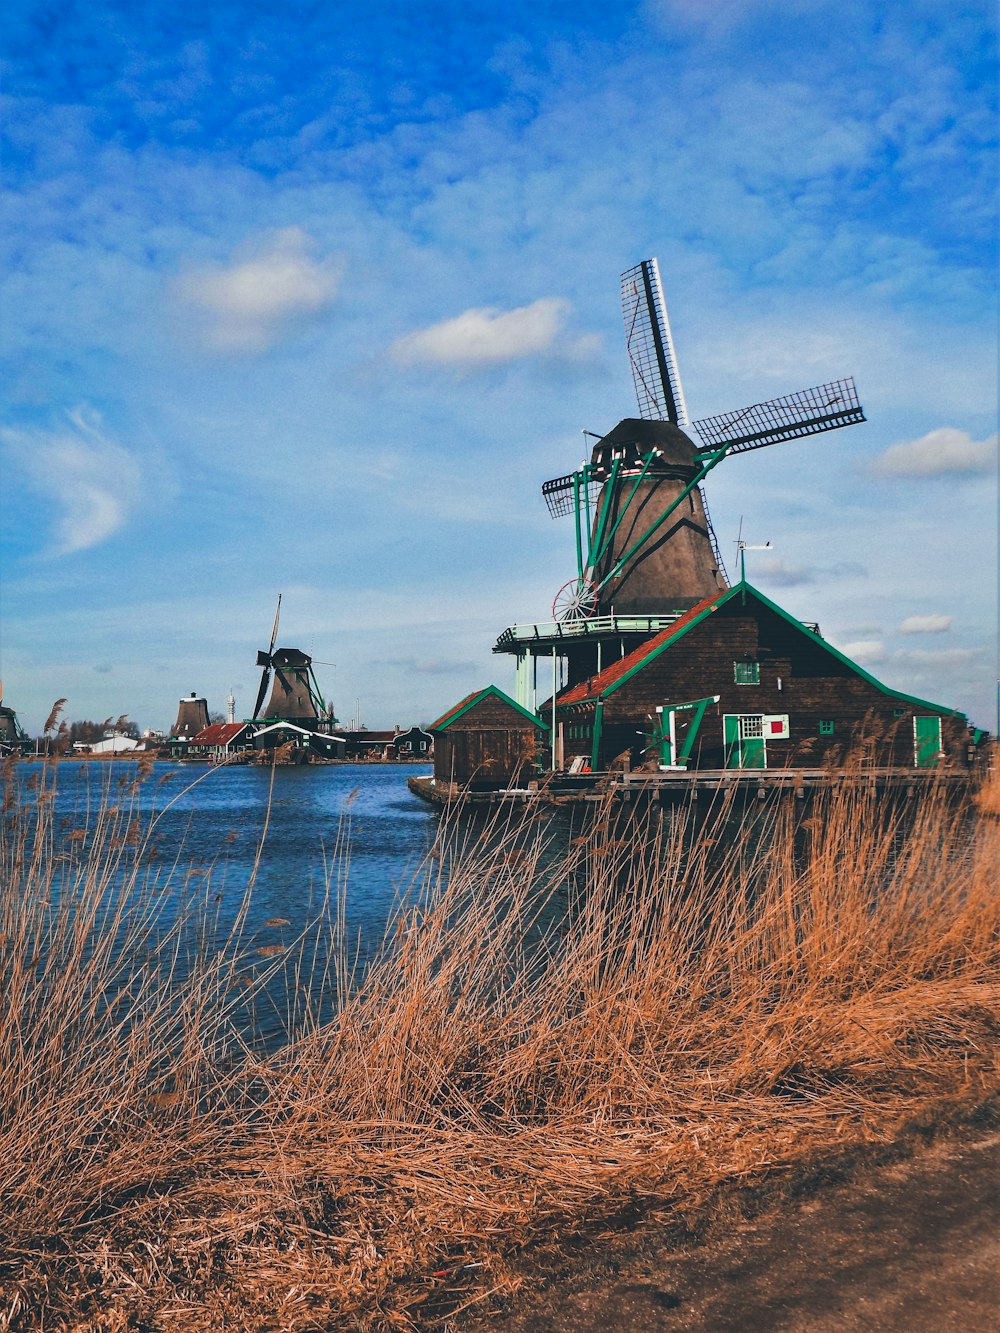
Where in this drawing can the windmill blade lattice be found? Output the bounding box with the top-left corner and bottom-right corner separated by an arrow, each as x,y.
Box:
542,472 -> 602,519
253,594 -> 282,719
621,258 -> 689,426
691,378 -> 865,455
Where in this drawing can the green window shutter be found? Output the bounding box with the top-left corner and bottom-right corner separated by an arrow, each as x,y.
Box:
734,661 -> 760,685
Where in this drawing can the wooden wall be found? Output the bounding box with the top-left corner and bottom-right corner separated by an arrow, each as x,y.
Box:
433,696 -> 545,789
560,598 -> 968,770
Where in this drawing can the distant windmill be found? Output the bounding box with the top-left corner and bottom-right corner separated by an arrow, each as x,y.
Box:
0,683 -> 31,756
542,258 -> 866,619
252,595 -> 331,724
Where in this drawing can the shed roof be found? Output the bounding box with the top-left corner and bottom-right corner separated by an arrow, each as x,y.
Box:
556,582 -> 961,716
430,685 -> 549,732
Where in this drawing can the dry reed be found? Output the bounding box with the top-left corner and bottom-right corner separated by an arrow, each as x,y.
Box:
0,755 -> 997,1330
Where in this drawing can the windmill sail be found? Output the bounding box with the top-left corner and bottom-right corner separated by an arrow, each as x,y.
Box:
691,378 -> 865,455
621,258 -> 689,426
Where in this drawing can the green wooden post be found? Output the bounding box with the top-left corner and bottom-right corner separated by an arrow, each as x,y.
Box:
572,471 -> 584,582
587,457 -> 622,572
594,445 -> 730,596
676,696 -> 714,766
590,699 -> 604,771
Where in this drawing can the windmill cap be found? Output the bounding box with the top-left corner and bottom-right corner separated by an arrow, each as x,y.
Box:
592,417 -> 698,470
271,647 -> 312,668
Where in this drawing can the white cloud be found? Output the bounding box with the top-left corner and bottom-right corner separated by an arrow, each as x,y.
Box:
870,428 -> 997,477
837,639 -> 887,665
896,646 -> 981,668
753,556 -> 867,588
175,228 -> 339,352
390,297 -> 575,367
898,613 -> 952,634
2,408 -> 142,556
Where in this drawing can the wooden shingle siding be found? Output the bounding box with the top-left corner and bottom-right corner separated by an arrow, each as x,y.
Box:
558,592 -> 967,770
431,688 -> 546,788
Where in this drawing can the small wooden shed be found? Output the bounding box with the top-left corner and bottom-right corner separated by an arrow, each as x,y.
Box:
430,686 -> 548,790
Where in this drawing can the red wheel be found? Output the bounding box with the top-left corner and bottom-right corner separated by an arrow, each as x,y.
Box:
552,577 -> 598,621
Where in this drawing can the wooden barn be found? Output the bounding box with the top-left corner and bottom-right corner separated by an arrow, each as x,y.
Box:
430,687 -> 549,790
551,583 -> 971,773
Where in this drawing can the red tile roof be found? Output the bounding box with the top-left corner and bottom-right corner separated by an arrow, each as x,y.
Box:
556,591 -> 727,706
191,723 -> 248,746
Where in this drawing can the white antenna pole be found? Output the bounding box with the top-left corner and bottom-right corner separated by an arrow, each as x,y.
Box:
735,540 -> 772,583
227,691 -> 235,725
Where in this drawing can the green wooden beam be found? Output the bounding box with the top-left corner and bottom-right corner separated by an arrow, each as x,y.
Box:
594,445 -> 730,595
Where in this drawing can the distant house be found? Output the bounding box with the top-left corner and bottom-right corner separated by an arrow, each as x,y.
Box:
90,734 -> 140,755
429,687 -> 549,790
551,583 -> 969,772
390,725 -> 433,758
252,722 -> 347,760
339,729 -> 397,759
189,722 -> 253,762
337,726 -> 433,760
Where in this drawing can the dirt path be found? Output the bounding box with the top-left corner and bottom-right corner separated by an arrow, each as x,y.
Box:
465,1130 -> 1000,1331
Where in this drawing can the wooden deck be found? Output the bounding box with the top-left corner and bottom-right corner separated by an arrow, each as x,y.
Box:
409,767 -> 978,809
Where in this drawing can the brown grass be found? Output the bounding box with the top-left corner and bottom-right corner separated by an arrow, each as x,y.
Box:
0,756 -> 997,1330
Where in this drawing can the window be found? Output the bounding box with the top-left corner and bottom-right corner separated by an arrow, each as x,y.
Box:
734,661 -> 760,685
739,715 -> 763,739
819,720 -> 834,735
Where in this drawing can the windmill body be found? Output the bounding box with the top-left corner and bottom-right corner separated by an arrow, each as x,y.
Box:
172,692 -> 210,739
585,418 -> 726,615
259,647 -> 321,722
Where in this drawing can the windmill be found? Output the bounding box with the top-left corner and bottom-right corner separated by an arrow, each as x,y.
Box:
252,595 -> 332,725
0,683 -> 31,756
542,258 -> 866,619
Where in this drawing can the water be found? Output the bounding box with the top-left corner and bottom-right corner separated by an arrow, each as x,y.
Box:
34,759 -> 438,942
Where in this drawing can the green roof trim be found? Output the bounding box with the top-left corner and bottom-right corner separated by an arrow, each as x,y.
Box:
431,685 -> 550,732
729,582 -> 963,717
583,581 -> 961,717
603,594 -> 725,698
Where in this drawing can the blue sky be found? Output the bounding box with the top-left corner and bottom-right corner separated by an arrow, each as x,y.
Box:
2,0 -> 997,733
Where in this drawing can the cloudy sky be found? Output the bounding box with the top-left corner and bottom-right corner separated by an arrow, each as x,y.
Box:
1,0 -> 996,733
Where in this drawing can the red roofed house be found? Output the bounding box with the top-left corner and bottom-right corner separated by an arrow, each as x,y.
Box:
550,582 -> 969,773
189,722 -> 252,762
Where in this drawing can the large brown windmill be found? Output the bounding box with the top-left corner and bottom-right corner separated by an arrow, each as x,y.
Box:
252,595 -> 332,725
495,259 -> 866,703
542,258 -> 866,619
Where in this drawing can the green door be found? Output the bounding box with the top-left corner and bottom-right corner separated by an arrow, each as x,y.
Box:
724,714 -> 739,768
724,715 -> 766,768
914,716 -> 942,767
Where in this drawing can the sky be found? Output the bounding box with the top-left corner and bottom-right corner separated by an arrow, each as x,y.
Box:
1,0 -> 997,734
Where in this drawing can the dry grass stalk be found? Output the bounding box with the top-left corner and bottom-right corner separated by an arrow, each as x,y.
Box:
0,757 -> 997,1330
